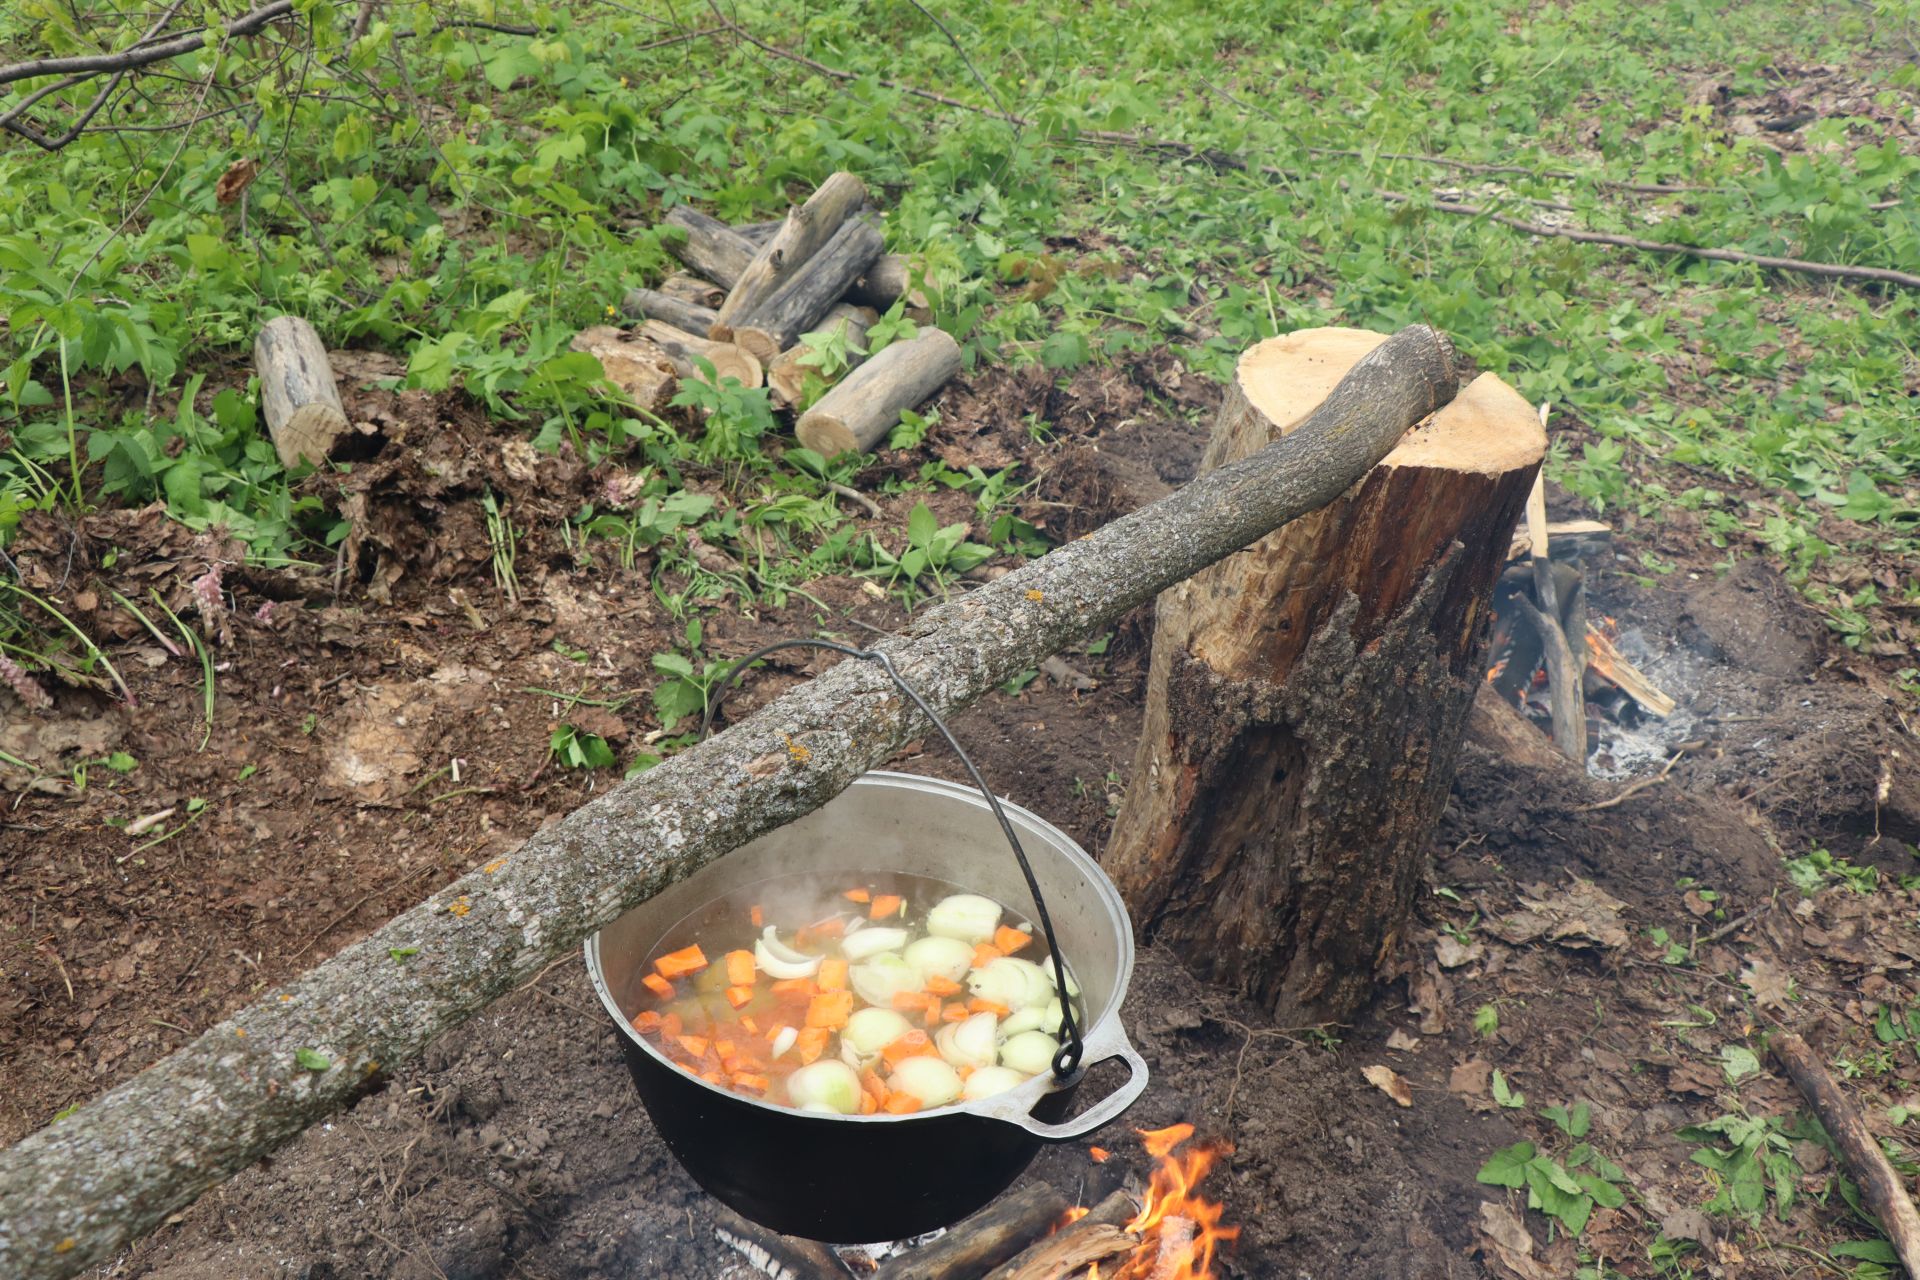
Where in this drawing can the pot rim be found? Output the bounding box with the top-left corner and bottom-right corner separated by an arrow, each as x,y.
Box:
584,769 -> 1136,1125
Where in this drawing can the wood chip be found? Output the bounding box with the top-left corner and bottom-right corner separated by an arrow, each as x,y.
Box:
1362,1064 -> 1414,1107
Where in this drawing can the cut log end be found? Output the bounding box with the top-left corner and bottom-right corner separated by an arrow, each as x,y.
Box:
795,328 -> 961,456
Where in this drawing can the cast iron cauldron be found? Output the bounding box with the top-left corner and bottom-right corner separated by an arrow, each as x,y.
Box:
585,771 -> 1148,1242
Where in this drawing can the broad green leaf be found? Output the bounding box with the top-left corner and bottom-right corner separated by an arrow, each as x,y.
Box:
1476,1142 -> 1534,1188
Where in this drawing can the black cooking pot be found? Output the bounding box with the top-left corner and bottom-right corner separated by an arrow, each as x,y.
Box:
584,771 -> 1147,1242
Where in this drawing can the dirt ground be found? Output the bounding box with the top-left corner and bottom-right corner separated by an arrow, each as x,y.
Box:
3,336 -> 1919,1279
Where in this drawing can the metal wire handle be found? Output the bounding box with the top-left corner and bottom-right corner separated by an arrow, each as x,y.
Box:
702,639 -> 1088,1083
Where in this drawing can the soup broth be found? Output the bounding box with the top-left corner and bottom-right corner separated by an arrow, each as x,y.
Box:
623,869 -> 1078,1115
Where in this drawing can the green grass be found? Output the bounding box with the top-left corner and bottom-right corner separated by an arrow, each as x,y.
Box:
2,0 -> 1918,688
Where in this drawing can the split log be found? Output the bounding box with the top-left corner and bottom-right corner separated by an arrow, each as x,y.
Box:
872,1181 -> 1070,1280
621,286 -> 718,335
662,206 -> 757,290
254,316 -> 349,468
568,325 -> 680,413
727,216 -> 886,363
1104,326 -> 1542,1025
1507,518 -> 1610,561
767,303 -> 877,408
713,171 -> 868,334
0,324 -> 1456,1280
983,1189 -> 1139,1280
847,253 -> 932,318
795,328 -> 962,456
1522,470 -> 1587,762
636,320 -> 763,389
1771,1032 -> 1920,1279
659,272 -> 725,309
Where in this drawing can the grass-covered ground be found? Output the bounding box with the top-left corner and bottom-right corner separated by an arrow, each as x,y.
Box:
3,0 -> 1918,687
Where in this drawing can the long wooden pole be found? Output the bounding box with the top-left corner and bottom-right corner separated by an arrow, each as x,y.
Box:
0,326 -> 1457,1280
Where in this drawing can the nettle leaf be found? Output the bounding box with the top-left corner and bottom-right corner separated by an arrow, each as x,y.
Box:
1721,1044 -> 1761,1083
1476,1142 -> 1534,1188
294,1048 -> 331,1071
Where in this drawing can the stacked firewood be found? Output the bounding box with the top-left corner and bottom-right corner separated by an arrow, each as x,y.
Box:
575,172 -> 957,457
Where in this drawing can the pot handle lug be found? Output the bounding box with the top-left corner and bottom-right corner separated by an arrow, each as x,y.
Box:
975,1020 -> 1150,1142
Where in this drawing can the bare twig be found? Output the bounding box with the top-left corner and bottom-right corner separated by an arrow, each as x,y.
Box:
1573,746 -> 1689,812
0,0 -> 296,89
827,480 -> 882,519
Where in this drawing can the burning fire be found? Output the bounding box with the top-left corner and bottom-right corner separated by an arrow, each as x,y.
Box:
1103,1123 -> 1239,1279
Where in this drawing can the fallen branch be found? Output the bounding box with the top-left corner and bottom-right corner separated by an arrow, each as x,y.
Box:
0,325 -> 1460,1280
1770,1031 -> 1920,1279
695,15 -> 1920,292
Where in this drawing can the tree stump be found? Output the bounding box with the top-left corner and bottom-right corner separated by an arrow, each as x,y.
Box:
1104,327 -> 1545,1024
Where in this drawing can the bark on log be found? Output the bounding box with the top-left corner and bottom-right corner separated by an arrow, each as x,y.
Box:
847,253 -> 931,318
659,272 -> 724,309
0,324 -> 1457,1280
254,316 -> 349,469
635,320 -> 763,389
737,219 -> 782,243
662,207 -> 757,290
713,171 -> 868,334
1770,1032 -> 1920,1279
622,286 -> 719,335
727,216 -> 886,363
767,303 -> 877,408
872,1181 -> 1070,1280
983,1189 -> 1139,1280
795,328 -> 962,456
1103,326 -> 1541,1026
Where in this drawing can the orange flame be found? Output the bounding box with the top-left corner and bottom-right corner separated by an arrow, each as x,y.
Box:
1105,1123 -> 1239,1279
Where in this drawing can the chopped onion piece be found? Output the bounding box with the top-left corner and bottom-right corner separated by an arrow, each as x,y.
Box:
1000,1030 -> 1061,1076
770,1025 -> 799,1060
1044,955 -> 1082,999
904,936 -> 974,984
839,926 -> 909,962
888,1055 -> 962,1108
849,953 -> 919,1010
969,956 -> 1053,1010
754,936 -> 822,980
843,1008 -> 913,1064
760,927 -> 816,964
998,998 -> 1063,1039
961,1065 -> 1029,1101
926,893 -> 1002,944
935,1011 -> 999,1069
787,1060 -> 862,1114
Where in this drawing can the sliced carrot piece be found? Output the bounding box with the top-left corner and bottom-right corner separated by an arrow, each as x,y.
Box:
860,1091 -> 879,1114
769,977 -> 819,999
994,926 -> 1033,955
869,893 -> 904,919
700,1069 -> 726,1085
749,904 -> 765,928
763,1021 -> 789,1043
806,989 -> 853,1030
882,1030 -> 935,1066
924,1000 -> 943,1029
800,916 -> 847,944
925,975 -> 964,997
861,1067 -> 889,1105
794,1026 -> 831,1065
732,1072 -> 769,1093
968,998 -> 1010,1018
725,984 -> 755,1009
632,1010 -> 664,1034
883,1092 -> 923,1114
660,1012 -> 684,1039
844,888 -> 871,903
654,944 -> 710,979
640,973 -> 675,1000
677,1035 -> 710,1059
739,1016 -> 759,1036
942,1003 -> 971,1024
891,990 -> 935,1012
725,949 -> 756,986
817,958 -> 848,992
971,943 -> 1003,969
